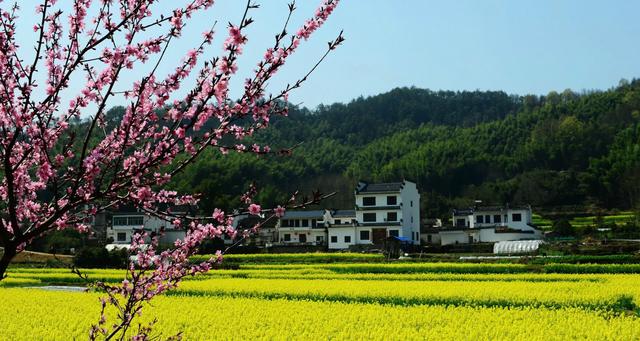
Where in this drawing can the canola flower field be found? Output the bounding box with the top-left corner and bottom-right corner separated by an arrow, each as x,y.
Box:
2,261 -> 640,340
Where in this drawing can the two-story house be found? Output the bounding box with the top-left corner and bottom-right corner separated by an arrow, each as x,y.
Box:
106,205 -> 191,246
439,204 -> 542,245
325,209 -> 359,249
354,180 -> 421,246
276,210 -> 326,245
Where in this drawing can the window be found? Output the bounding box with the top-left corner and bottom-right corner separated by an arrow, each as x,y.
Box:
493,215 -> 501,223
456,218 -> 466,227
311,219 -> 317,228
477,215 -> 484,224
344,236 -> 351,243
485,215 -> 491,223
330,236 -> 338,243
281,219 -> 289,227
334,219 -> 341,225
316,236 -> 324,242
410,201 -> 413,207
283,234 -> 291,242
301,219 -> 309,227
363,213 -> 376,222
360,230 -> 370,240
512,213 -> 522,222
294,220 -> 300,227
411,216 -> 413,223
504,214 -> 508,222
117,232 -> 126,242
386,196 -> 397,205
113,217 -> 128,226
427,234 -> 432,242
389,230 -> 399,237
386,212 -> 397,222
362,197 -> 376,206
129,216 -> 144,225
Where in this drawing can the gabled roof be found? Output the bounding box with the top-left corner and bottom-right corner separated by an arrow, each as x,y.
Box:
356,181 -> 404,194
281,210 -> 325,219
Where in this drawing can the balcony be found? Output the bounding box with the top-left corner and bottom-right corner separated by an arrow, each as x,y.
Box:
355,204 -> 401,211
359,221 -> 402,227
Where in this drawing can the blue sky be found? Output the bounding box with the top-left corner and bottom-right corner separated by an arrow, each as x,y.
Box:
10,0 -> 640,109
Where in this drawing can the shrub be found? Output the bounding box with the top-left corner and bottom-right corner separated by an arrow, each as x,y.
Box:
73,247 -> 128,269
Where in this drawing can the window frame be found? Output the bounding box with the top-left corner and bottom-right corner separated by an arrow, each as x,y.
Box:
360,230 -> 370,240
116,232 -> 127,242
386,212 -> 398,222
362,213 -> 376,222
362,197 -> 376,206
386,196 -> 397,205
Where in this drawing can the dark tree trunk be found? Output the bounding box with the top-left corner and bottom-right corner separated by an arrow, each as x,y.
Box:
0,243 -> 16,281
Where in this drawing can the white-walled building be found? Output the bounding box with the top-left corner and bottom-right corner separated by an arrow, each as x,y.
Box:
439,205 -> 542,245
354,180 -> 421,246
273,180 -> 422,250
325,209 -> 361,249
106,206 -> 190,246
276,210 -> 326,245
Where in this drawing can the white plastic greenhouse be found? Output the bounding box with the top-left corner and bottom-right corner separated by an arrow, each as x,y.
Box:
493,240 -> 543,254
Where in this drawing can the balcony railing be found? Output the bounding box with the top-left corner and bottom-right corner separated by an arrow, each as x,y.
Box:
359,221 -> 402,227
356,204 -> 402,211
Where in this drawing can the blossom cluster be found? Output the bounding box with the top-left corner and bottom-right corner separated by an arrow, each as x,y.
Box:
0,0 -> 341,338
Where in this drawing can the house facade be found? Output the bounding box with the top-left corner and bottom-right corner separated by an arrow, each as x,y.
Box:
439,205 -> 542,245
272,180 -> 422,249
325,210 -> 360,249
106,206 -> 188,246
354,180 -> 421,246
276,210 -> 326,245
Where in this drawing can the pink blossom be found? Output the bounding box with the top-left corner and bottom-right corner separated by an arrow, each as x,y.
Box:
248,204 -> 261,216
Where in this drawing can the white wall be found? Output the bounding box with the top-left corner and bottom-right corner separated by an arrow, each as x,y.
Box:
440,231 -> 475,245
422,232 -> 441,244
355,193 -> 403,208
478,228 -> 542,242
453,207 -> 535,231
400,181 -> 420,244
354,181 -> 420,245
278,229 -> 326,244
439,227 -> 542,246
328,227 -> 357,249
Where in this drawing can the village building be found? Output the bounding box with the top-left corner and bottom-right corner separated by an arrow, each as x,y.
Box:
325,209 -> 359,249
276,210 -> 326,245
438,204 -> 542,245
105,205 -> 192,247
354,180 -> 421,246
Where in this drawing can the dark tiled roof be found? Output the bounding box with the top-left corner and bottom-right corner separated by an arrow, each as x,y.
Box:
356,181 -> 404,194
331,210 -> 355,218
281,210 -> 325,219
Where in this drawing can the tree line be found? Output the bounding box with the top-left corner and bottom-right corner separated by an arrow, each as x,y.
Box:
103,81 -> 640,219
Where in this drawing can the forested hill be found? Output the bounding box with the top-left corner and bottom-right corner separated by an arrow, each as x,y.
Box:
128,81 -> 640,218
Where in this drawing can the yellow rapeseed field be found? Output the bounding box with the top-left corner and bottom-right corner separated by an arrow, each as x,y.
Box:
2,265 -> 640,340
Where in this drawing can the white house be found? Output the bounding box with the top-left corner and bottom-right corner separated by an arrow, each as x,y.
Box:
276,210 -> 326,245
439,205 -> 542,245
106,206 -> 189,246
325,209 -> 360,249
354,180 -> 421,246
